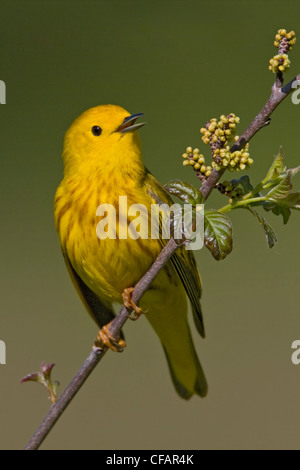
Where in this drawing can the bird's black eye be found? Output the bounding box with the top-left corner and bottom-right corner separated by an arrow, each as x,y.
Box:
91,125 -> 102,136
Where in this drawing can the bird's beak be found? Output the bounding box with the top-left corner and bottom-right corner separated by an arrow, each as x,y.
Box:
115,113 -> 146,134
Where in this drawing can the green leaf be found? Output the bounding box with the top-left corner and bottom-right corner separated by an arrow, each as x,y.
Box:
260,155 -> 300,223
271,205 -> 291,225
247,207 -> 278,248
279,191 -> 300,209
264,158 -> 300,201
263,202 -> 291,224
231,175 -> 254,193
263,166 -> 300,224
164,180 -> 203,205
263,190 -> 300,224
262,147 -> 286,185
204,210 -> 233,260
266,169 -> 296,201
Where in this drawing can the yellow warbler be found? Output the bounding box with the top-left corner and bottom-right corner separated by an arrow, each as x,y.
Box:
54,104 -> 207,399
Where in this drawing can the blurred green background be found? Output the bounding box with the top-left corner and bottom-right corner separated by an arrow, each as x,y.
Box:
1,0 -> 300,450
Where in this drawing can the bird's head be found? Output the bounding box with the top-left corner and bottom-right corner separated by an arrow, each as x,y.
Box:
62,104 -> 146,176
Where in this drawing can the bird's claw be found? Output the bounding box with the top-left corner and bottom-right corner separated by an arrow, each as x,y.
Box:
95,321 -> 126,352
122,287 -> 144,321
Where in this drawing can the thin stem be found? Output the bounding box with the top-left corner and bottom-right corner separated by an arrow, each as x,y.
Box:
218,196 -> 267,214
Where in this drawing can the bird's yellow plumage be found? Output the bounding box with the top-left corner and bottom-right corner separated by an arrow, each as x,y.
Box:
54,104 -> 207,399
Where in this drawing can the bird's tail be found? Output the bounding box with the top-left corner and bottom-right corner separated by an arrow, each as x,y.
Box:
142,288 -> 208,399
162,332 -> 208,399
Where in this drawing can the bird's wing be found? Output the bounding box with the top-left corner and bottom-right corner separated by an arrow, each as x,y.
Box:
62,252 -> 119,330
144,172 -> 205,338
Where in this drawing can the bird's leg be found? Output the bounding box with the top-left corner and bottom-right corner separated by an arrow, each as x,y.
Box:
122,287 -> 144,321
94,320 -> 126,352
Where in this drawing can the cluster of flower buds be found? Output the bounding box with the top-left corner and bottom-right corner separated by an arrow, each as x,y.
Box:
269,54 -> 291,73
269,29 -> 296,73
182,113 -> 253,179
182,147 -> 212,178
212,140 -> 253,172
274,29 -> 296,50
200,114 -> 240,146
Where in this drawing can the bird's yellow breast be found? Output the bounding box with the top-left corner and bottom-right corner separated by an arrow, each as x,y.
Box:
55,172 -> 161,303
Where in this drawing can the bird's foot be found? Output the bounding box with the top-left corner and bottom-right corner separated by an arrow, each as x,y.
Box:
94,320 -> 126,352
122,287 -> 144,321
